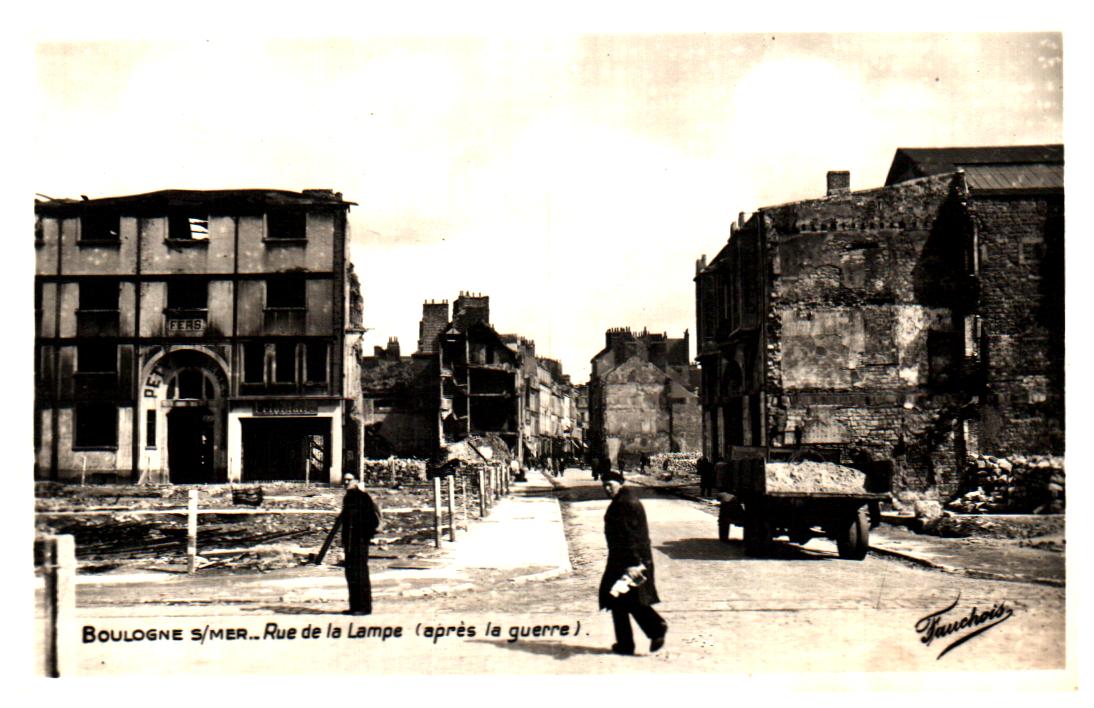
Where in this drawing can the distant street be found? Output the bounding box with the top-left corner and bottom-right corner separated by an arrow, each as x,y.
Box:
57,469 -> 1065,676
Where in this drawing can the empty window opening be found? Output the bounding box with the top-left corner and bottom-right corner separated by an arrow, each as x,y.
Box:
266,210 -> 306,241
77,343 -> 117,373
266,278 -> 306,309
146,410 -> 157,447
79,280 -> 119,311
168,212 -> 210,241
81,210 -> 120,243
166,279 -> 208,311
75,402 -> 117,448
305,342 -> 328,383
243,343 -> 267,384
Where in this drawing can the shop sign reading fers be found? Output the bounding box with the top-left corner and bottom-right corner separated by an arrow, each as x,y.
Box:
166,317 -> 206,334
253,401 -> 320,416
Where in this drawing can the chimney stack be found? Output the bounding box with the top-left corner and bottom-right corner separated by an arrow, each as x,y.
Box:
827,170 -> 850,196
417,300 -> 450,354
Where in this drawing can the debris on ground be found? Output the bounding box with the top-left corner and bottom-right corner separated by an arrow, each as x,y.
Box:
946,455 -> 1064,514
34,481 -> 485,574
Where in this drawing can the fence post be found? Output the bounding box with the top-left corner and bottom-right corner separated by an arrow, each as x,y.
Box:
447,475 -> 457,542
461,475 -> 468,526
187,489 -> 199,573
478,467 -> 486,518
433,475 -> 443,548
42,534 -> 76,678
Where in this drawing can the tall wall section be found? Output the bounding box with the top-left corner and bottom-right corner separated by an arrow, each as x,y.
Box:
761,173 -> 974,493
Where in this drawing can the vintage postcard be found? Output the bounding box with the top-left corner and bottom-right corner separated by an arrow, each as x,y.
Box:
17,3 -> 1080,694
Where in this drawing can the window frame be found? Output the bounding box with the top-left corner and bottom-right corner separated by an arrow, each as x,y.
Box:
167,211 -> 211,244
274,341 -> 298,384
242,343 -> 267,385
304,342 -> 329,384
265,277 -> 307,311
79,209 -> 121,245
265,209 -> 308,243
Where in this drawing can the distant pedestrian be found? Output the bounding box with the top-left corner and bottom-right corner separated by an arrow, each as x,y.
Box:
593,455 -> 611,481
599,471 -> 667,655
340,472 -> 382,616
697,455 -> 714,496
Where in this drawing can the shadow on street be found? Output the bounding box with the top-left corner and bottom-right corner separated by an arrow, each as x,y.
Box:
472,638 -> 615,659
657,537 -> 834,562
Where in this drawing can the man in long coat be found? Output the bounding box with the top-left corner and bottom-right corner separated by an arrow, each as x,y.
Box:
599,471 -> 667,655
341,472 -> 382,615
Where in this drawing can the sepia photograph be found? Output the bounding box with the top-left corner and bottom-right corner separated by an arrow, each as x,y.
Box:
16,2 -> 1082,693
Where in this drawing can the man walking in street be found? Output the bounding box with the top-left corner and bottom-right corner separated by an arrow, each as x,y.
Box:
599,471 -> 667,656
341,472 -> 382,615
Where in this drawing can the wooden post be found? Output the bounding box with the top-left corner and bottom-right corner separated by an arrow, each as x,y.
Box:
478,467 -> 486,518
461,475 -> 468,526
447,474 -> 457,542
42,534 -> 76,678
186,489 -> 199,573
433,475 -> 443,548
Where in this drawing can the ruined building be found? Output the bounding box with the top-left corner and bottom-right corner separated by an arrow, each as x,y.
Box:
587,328 -> 702,466
695,145 -> 1063,494
34,189 -> 365,484
361,294 -> 583,461
437,293 -> 522,452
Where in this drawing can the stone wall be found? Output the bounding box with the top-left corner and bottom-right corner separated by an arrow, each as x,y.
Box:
761,174 -> 972,492
973,195 -> 1065,455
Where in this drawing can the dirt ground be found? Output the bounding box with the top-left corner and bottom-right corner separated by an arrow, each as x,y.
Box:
34,481 -> 477,574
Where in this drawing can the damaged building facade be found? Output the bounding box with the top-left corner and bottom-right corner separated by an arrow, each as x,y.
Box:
360,293 -> 582,461
34,189 -> 365,484
587,328 -> 701,467
695,145 -> 1063,494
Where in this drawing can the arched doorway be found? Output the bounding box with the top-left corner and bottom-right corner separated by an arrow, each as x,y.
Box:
166,367 -> 219,483
142,348 -> 228,484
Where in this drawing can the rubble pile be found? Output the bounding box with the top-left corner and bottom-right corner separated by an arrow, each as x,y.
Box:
361,458 -> 428,485
649,453 -> 701,477
946,455 -> 1065,514
763,461 -> 868,494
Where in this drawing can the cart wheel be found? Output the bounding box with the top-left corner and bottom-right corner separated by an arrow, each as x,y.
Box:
836,505 -> 870,560
743,513 -> 771,557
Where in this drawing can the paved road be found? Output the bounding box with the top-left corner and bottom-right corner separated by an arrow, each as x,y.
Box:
57,470 -> 1067,678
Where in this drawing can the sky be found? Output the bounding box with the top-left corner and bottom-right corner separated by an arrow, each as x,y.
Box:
31,28 -> 1065,381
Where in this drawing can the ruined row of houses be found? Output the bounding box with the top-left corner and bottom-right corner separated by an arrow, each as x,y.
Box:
695,145 -> 1064,495
359,293 -> 584,464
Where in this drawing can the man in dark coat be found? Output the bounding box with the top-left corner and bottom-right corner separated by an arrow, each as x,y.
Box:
341,472 -> 382,615
599,471 -> 667,655
697,455 -> 715,497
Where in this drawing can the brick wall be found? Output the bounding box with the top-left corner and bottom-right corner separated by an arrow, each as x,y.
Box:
973,195 -> 1064,455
